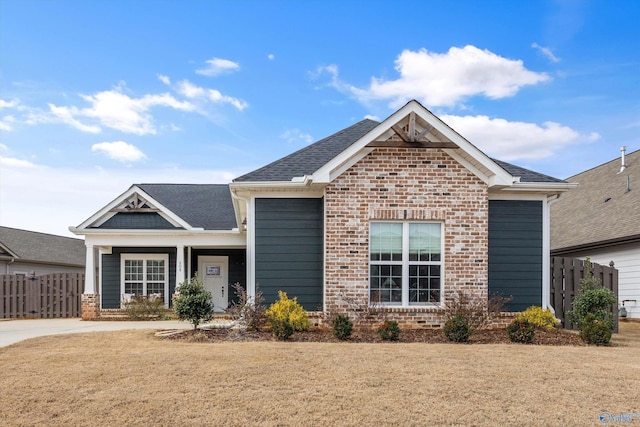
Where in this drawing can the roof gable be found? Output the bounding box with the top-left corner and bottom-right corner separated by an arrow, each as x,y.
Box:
74,184 -> 238,232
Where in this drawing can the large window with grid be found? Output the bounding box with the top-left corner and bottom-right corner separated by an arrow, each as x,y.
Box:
370,222 -> 442,306
121,254 -> 169,306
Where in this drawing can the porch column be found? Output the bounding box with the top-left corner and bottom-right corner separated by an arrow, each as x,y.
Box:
81,244 -> 100,320
176,245 -> 185,285
84,244 -> 95,294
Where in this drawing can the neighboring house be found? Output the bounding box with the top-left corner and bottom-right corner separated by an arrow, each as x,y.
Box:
0,226 -> 85,276
71,100 -> 574,324
551,147 -> 640,319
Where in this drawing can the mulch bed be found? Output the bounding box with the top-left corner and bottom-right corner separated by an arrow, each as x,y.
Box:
166,326 -> 585,346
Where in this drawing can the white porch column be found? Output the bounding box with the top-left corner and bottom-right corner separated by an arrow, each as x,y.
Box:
176,245 -> 185,285
84,244 -> 95,294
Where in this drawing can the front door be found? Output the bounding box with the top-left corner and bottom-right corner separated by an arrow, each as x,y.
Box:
198,256 -> 229,313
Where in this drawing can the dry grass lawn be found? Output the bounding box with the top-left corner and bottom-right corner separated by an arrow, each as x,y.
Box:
1,323 -> 640,426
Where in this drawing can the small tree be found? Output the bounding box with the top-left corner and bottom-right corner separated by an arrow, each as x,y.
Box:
568,257 -> 617,329
265,291 -> 309,340
173,276 -> 214,330
226,282 -> 266,331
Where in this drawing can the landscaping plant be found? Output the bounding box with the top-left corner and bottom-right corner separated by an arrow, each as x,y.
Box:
378,319 -> 400,341
265,290 -> 309,340
568,257 -> 616,344
506,318 -> 536,343
517,306 -> 558,331
123,295 -> 168,320
443,313 -> 471,343
444,289 -> 509,333
227,282 -> 266,330
173,276 -> 214,330
579,314 -> 613,345
332,314 -> 353,340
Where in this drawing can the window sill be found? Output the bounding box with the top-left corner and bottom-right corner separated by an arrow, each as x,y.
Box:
373,305 -> 444,313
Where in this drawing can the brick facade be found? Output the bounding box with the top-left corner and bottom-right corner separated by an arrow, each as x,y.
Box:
81,293 -> 101,320
324,148 -> 488,327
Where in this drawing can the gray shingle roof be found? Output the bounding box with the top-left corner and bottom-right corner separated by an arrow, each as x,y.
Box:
492,159 -> 565,183
0,226 -> 85,266
234,119 -> 380,182
138,184 -> 237,230
551,149 -> 640,251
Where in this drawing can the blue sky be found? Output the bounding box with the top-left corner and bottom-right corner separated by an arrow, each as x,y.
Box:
1,0 -> 639,237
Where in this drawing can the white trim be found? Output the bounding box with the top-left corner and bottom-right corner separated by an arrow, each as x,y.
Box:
73,185 -> 195,231
543,195 -> 560,312
81,232 -> 245,248
84,244 -> 95,294
369,221 -> 444,308
248,196 -> 256,299
120,253 -> 170,308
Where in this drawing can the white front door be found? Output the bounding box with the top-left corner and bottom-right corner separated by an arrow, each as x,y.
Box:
198,256 -> 229,313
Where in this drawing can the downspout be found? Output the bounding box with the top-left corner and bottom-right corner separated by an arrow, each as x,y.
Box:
544,194 -> 561,314
6,257 -> 15,274
230,189 -> 254,300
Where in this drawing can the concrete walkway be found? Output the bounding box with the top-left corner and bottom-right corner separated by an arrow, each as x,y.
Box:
0,318 -> 193,348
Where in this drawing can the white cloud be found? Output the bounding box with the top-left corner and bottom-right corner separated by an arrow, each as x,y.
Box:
318,46 -> 550,108
440,114 -> 586,160
0,156 -> 37,168
531,43 -> 560,63
268,54 -> 275,60
196,57 -> 240,77
0,99 -> 19,109
91,141 -> 147,163
364,114 -> 380,121
157,74 -> 171,85
281,128 -> 314,144
0,115 -> 16,131
175,79 -> 248,110
43,85 -> 197,135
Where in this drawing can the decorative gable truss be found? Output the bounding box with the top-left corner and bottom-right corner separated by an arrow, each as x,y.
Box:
74,186 -> 193,231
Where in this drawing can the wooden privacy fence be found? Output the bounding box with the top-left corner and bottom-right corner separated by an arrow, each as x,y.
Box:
550,257 -> 618,331
0,273 -> 84,319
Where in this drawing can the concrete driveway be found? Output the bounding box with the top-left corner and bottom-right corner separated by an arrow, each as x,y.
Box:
0,318 -> 192,348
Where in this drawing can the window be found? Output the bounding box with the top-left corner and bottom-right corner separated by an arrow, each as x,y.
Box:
370,222 -> 442,306
121,254 -> 169,306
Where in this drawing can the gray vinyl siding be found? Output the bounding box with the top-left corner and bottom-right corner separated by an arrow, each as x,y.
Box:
488,200 -> 543,311
190,249 -> 246,306
255,198 -> 323,311
97,212 -> 179,229
101,247 -> 177,309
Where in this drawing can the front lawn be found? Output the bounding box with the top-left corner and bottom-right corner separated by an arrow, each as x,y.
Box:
1,323 -> 639,426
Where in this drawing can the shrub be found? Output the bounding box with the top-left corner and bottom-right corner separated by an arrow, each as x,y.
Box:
265,291 -> 309,340
443,314 -> 471,343
226,282 -> 266,331
378,320 -> 400,341
506,319 -> 535,343
517,306 -> 558,331
444,289 -> 510,332
579,314 -> 612,345
568,257 -> 616,332
123,295 -> 167,320
332,314 -> 353,340
173,276 -> 214,330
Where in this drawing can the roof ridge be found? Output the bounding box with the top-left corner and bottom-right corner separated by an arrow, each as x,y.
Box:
566,148 -> 640,180
0,226 -> 83,241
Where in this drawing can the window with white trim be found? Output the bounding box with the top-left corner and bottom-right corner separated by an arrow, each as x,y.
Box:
370,222 -> 443,306
121,254 -> 169,305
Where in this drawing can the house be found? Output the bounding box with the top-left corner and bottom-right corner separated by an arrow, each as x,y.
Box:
71,100 -> 574,324
551,147 -> 640,319
0,226 -> 85,276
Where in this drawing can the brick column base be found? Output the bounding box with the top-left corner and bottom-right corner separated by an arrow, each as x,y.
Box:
81,294 -> 101,320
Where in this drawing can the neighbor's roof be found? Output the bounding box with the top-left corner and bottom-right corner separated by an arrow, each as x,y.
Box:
234,117 -> 564,185
551,149 -> 640,251
0,226 -> 85,266
138,184 -> 238,230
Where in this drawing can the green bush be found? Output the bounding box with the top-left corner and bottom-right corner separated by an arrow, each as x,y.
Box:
332,314 -> 354,340
568,258 -> 616,330
378,320 -> 400,341
265,291 -> 310,340
517,306 -> 558,331
506,319 -> 535,343
173,276 -> 214,330
579,314 -> 612,345
443,314 -> 471,343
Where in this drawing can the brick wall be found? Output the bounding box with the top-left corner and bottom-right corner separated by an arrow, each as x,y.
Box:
324,148 -> 488,327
